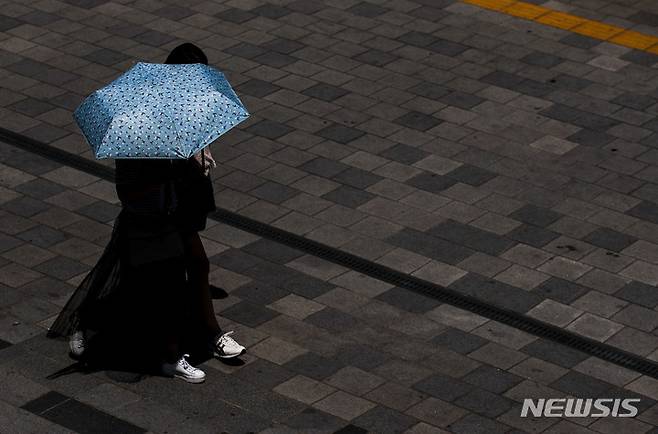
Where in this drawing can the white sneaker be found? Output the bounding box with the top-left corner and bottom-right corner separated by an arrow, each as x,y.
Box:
69,330 -> 85,358
213,331 -> 246,359
161,354 -> 206,383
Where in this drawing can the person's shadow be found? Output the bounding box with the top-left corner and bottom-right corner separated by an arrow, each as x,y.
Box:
47,285 -> 243,383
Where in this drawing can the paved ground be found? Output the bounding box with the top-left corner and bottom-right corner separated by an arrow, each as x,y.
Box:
2,0 -> 658,432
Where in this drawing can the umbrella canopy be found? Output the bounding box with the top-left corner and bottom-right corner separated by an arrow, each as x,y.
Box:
73,62 -> 249,159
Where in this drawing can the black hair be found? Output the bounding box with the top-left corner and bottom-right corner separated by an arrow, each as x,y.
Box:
164,42 -> 208,65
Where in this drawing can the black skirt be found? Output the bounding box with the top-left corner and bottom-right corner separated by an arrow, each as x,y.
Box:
46,209 -> 203,370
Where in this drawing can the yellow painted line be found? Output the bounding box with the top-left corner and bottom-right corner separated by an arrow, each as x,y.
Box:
461,0 -> 658,54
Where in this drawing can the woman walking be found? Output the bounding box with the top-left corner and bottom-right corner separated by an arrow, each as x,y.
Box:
47,43 -> 245,383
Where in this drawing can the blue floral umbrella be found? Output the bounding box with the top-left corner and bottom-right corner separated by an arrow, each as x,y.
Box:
73,62 -> 249,159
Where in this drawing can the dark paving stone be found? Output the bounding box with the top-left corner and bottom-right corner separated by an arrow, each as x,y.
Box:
241,261 -> 302,286
14,178 -> 67,200
21,391 -> 69,414
17,226 -> 67,248
334,343 -> 389,370
628,11 -> 658,26
302,84 -> 348,103
516,79 -> 555,98
410,5 -> 450,21
251,4 -> 292,19
334,425 -> 368,434
300,157 -> 349,178
348,2 -> 388,17
429,220 -> 516,256
246,119 -> 294,140
560,33 -> 601,49
447,165 -> 496,186
284,352 -> 345,380
413,372 -> 474,401
215,8 -> 256,23
22,391 -> 146,434
224,42 -> 268,59
387,228 -> 475,265
380,144 -> 429,165
9,98 -> 56,117
0,14 -> 23,31
209,248 -> 266,272
398,31 -> 440,48
431,328 -> 488,355
61,0 -> 109,8
3,196 -> 50,217
107,22 -> 147,38
253,51 -> 297,68
551,74 -> 593,92
628,200 -> 658,225
455,388 -> 514,418
287,0 -> 325,14
406,172 -> 458,194
251,181 -> 299,204
83,48 -> 130,66
462,365 -> 523,394
232,281 -> 290,305
449,273 -> 543,313
317,124 -> 365,144
353,406 -> 417,433
332,168 -> 383,190
615,281 -> 658,308
233,358 -> 296,389
571,112 -> 619,131
49,93 -> 82,111
305,307 -> 361,333
220,300 -> 279,327
612,93 -> 656,111
34,256 -> 88,280
323,185 -> 375,208
533,277 -> 590,305
509,204 -> 561,228
550,371 -> 615,398
621,49 -> 658,67
481,71 -> 525,89
242,238 -> 304,264
354,49 -> 399,67
522,339 -> 589,368
0,233 -> 25,253
263,38 -> 305,54
6,58 -> 52,78
394,111 -> 442,131
286,408 -> 346,433
450,413 -> 510,434
282,274 -> 336,298
238,79 -> 281,98
567,128 -> 616,147
507,224 -> 560,248
583,227 -> 637,252
440,91 -> 485,110
540,103 -> 585,123
153,5 -> 194,20
521,52 -> 564,68
427,39 -> 468,56
77,201 -> 120,223
408,81 -> 451,99
132,29 -> 176,47
376,286 -> 441,313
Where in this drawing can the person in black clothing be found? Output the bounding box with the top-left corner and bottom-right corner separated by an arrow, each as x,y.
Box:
46,43 -> 245,383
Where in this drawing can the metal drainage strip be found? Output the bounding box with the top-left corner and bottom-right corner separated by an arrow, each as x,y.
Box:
3,126 -> 658,379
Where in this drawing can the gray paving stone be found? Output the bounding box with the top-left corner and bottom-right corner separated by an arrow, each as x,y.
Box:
615,281 -> 658,308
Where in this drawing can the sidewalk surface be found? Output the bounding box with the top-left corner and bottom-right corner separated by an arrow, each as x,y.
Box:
2,0 -> 658,432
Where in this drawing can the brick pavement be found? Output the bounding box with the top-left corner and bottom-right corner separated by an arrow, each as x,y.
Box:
2,0 -> 658,431
1,136 -> 658,433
